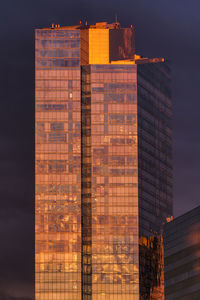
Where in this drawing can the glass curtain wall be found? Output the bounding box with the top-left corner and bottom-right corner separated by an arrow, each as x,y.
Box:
137,62 -> 172,299
88,64 -> 139,300
35,29 -> 82,300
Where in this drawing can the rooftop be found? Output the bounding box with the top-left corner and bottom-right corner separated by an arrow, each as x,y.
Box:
41,21 -> 133,30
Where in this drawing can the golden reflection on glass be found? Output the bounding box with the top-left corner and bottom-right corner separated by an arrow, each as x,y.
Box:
35,23 -> 172,300
35,28 -> 82,300
139,236 -> 164,300
85,64 -> 140,299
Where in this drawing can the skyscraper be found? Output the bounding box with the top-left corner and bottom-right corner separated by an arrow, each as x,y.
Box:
35,22 -> 173,300
164,206 -> 200,300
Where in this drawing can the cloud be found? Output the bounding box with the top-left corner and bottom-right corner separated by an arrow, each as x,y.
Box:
0,0 -> 199,297
0,288 -> 33,300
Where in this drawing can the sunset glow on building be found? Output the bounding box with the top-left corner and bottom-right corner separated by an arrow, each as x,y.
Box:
35,22 -> 172,299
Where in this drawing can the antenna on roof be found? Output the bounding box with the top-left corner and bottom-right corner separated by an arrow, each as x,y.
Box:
115,13 -> 118,23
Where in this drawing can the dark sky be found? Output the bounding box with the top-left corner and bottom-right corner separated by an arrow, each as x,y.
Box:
0,0 -> 200,299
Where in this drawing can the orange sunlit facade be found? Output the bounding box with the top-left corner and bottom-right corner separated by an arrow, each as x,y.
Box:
35,22 -> 172,300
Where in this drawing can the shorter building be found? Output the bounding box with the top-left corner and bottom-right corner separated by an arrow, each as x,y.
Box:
164,205 -> 200,299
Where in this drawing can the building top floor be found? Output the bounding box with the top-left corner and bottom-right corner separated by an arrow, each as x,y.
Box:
36,22 -> 164,65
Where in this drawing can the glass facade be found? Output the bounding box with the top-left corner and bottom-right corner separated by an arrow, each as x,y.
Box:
35,22 -> 172,300
35,29 -> 82,299
137,63 -> 172,299
86,64 -> 139,299
164,206 -> 200,300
